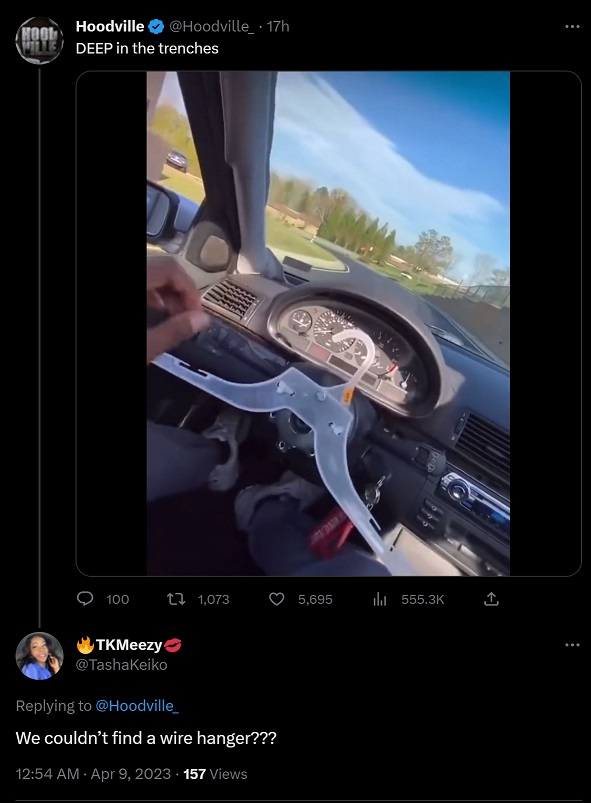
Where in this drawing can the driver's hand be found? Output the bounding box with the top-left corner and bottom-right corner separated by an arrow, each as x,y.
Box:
147,256 -> 211,364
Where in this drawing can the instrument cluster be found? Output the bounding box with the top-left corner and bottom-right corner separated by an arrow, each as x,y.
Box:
275,302 -> 431,409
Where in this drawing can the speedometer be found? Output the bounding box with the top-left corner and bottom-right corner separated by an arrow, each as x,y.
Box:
313,309 -> 357,353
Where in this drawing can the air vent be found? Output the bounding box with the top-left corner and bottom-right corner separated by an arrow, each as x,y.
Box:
455,413 -> 510,485
202,280 -> 260,322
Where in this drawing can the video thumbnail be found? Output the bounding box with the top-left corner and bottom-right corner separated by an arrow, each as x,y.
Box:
83,70 -> 511,577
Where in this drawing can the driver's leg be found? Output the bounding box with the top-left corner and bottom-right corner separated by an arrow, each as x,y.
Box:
235,473 -> 392,577
147,421 -> 221,502
147,407 -> 251,502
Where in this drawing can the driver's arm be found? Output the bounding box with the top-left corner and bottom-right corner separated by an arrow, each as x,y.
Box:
146,255 -> 210,363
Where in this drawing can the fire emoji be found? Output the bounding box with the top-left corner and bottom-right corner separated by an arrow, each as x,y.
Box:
77,637 -> 94,654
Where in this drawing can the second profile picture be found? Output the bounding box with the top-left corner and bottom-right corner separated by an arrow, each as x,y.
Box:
16,632 -> 63,680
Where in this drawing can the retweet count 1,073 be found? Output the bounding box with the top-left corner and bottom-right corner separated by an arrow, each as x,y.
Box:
198,595 -> 230,605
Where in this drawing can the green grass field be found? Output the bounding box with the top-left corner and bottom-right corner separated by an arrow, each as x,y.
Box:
158,164 -> 206,203
264,216 -> 337,260
156,165 -> 340,264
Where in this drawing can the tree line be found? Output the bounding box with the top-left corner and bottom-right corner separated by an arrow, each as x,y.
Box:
269,170 -> 509,285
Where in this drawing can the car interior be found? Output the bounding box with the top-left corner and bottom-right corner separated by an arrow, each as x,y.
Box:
146,71 -> 510,577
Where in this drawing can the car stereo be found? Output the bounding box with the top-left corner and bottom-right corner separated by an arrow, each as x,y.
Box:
437,471 -> 510,542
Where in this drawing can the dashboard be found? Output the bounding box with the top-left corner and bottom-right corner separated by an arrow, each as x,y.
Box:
151,271 -> 511,577
196,276 -> 509,574
147,183 -> 510,576
273,300 -> 432,415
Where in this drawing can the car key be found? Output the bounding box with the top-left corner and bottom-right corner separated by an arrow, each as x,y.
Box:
363,473 -> 389,510
309,477 -> 387,559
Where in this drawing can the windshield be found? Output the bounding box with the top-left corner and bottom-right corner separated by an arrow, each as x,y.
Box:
147,71 -> 509,369
268,72 -> 510,369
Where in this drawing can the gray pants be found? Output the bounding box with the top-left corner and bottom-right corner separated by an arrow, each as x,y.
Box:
147,421 -> 391,577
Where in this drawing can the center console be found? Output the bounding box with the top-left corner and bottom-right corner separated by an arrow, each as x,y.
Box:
408,466 -> 510,576
437,471 -> 510,541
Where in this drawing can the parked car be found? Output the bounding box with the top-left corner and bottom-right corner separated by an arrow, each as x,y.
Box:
166,150 -> 188,173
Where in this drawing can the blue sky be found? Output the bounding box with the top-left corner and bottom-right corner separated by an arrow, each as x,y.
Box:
160,71 -> 509,280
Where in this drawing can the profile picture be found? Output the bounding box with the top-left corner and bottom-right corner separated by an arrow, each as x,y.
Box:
16,632 -> 63,680
15,17 -> 64,65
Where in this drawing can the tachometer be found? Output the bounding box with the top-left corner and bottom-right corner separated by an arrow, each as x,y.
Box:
288,309 -> 313,333
313,309 -> 357,352
355,330 -> 403,375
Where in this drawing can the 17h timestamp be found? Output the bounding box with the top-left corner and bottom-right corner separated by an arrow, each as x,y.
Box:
266,20 -> 290,32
